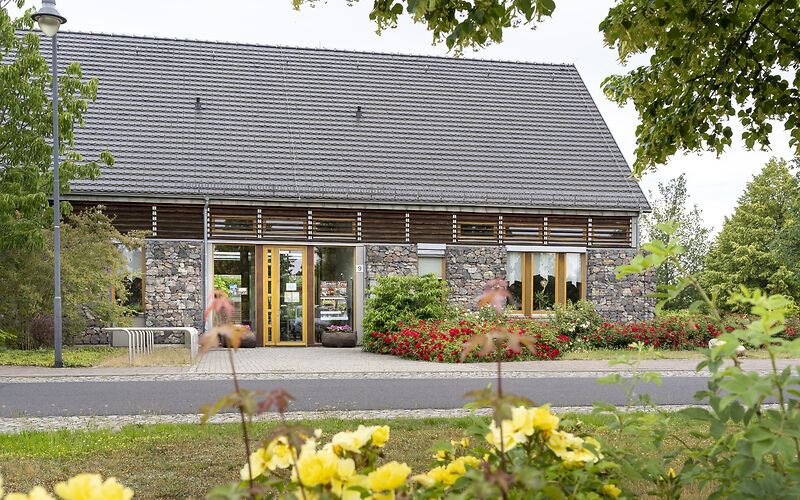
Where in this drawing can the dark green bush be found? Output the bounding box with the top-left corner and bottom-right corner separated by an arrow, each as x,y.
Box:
361,275 -> 451,335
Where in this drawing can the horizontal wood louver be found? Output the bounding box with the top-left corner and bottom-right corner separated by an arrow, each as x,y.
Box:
361,210 -> 407,243
547,217 -> 588,245
591,217 -> 632,247
155,204 -> 203,239
310,209 -> 357,241
456,214 -> 499,243
502,215 -> 545,244
210,206 -> 258,237
69,201 -> 152,234
261,207 -> 308,240
409,211 -> 452,243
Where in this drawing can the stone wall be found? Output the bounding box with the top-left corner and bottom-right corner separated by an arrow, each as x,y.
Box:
586,248 -> 656,322
144,240 -> 204,343
445,246 -> 506,310
364,245 -> 418,292
73,306 -> 108,345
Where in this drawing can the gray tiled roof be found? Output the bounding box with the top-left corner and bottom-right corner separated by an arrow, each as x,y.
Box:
45,32 -> 650,211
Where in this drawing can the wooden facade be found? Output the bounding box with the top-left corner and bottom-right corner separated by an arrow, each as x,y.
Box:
72,201 -> 634,248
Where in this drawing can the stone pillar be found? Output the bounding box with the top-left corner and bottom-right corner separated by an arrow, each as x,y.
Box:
144,240 -> 204,342
445,246 -> 506,311
586,248 -> 656,322
364,244 -> 418,292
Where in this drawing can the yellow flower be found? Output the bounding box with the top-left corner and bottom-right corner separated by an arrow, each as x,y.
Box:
338,474 -> 368,500
410,474 -> 436,487
267,438 -> 294,470
296,449 -> 339,487
434,449 -> 448,462
531,406 -> 560,432
426,465 -> 458,486
331,429 -> 367,453
240,449 -> 269,481
546,430 -> 583,458
561,448 -> 600,468
4,489 -> 55,500
372,425 -> 390,447
511,406 -> 535,436
54,474 -> 132,500
337,457 -> 356,481
667,467 -> 676,479
367,461 -> 411,492
601,483 -> 622,498
461,437 -> 470,448
485,419 -> 525,451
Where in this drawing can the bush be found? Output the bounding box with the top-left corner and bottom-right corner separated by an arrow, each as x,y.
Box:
551,300 -> 603,339
362,314 -> 569,362
361,274 -> 451,335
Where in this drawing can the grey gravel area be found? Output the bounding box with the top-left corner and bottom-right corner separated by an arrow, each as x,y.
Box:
5,405 -> 781,435
0,369 -> 729,384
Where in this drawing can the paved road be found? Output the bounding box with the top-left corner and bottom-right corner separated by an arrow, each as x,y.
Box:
0,377 -> 717,417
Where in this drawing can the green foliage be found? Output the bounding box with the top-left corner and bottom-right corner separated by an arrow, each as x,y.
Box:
213,275 -> 241,294
601,1 -> 800,176
0,208 -> 143,349
701,158 -> 800,311
0,2 -> 113,251
642,173 -> 712,310
362,274 -> 451,334
551,299 -> 602,338
292,0 -> 556,55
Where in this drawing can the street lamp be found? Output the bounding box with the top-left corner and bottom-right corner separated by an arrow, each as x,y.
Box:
32,0 -> 67,368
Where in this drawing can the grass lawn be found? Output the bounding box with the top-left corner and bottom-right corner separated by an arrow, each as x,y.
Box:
0,347 -> 119,367
0,346 -> 190,368
0,414 -> 709,499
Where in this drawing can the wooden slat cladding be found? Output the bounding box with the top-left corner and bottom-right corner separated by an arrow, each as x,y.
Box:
547,217 -> 588,245
156,204 -> 203,239
456,214 -> 499,243
591,217 -> 631,247
69,201 -> 152,234
502,214 -> 545,244
210,206 -> 258,238
261,207 -> 307,240
309,209 -> 358,241
409,211 -> 452,243
361,210 -> 406,243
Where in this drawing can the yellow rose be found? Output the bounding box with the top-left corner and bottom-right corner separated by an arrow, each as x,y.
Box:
367,461 -> 411,492
546,430 -> 582,458
461,437 -> 470,448
98,478 -> 134,500
241,449 -> 269,480
296,449 -> 339,487
337,457 -> 356,481
485,419 -> 524,451
55,474 -> 103,500
339,474 -> 368,500
28,487 -> 57,500
457,455 -> 480,469
372,425 -> 390,447
331,430 -> 366,453
561,448 -> 600,468
426,465 -> 458,486
434,449 -> 448,462
410,474 -> 436,487
601,483 -> 622,498
267,439 -> 294,470
531,406 -> 560,432
511,406 -> 535,436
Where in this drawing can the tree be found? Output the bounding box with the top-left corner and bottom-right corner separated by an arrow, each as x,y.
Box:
292,1 -> 800,175
0,208 -> 143,349
641,173 -> 712,309
701,157 -> 800,311
774,158 -> 800,270
0,1 -> 112,251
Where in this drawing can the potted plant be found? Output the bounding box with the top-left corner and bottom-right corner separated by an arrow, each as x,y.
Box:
321,324 -> 356,347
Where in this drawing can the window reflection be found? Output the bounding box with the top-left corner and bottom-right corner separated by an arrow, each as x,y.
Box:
507,252 -> 523,310
213,245 -> 256,330
532,252 -> 556,310
314,247 -> 354,343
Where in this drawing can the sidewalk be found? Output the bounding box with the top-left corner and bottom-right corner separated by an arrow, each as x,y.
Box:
2,347 -> 797,382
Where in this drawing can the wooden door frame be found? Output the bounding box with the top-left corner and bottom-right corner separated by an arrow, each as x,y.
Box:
261,245 -> 309,346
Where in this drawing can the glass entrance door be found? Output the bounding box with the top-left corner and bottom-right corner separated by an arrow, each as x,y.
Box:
263,246 -> 307,345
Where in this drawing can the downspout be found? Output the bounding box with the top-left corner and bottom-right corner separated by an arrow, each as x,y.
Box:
202,197 -> 209,331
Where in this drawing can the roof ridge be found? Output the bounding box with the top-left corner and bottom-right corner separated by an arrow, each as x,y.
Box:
55,30 -> 576,69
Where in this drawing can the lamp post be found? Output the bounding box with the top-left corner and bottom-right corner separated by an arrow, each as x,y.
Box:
32,0 -> 67,368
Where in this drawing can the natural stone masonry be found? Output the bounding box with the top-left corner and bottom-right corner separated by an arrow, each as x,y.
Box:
144,240 -> 203,342
446,245 -> 506,310
365,244 -> 418,291
74,306 -> 107,345
586,248 -> 656,322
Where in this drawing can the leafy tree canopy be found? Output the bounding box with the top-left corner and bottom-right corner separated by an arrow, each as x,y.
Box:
701,157 -> 800,310
0,1 -> 112,251
642,173 -> 712,309
293,1 -> 800,176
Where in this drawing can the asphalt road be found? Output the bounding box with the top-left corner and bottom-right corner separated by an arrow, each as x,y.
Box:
0,377 -> 715,417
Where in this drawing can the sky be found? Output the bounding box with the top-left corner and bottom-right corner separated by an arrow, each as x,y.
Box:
17,0 -> 797,232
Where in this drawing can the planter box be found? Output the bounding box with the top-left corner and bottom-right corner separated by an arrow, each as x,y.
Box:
321,330 -> 357,348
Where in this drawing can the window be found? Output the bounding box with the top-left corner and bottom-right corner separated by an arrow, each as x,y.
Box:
213,245 -> 256,330
504,223 -> 544,243
211,215 -> 256,235
457,222 -> 497,242
313,218 -> 356,239
418,256 -> 444,279
509,251 -> 585,313
314,247 -> 355,343
117,245 -> 143,314
263,217 -> 306,238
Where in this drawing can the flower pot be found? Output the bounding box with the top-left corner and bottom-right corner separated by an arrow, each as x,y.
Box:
321,330 -> 357,348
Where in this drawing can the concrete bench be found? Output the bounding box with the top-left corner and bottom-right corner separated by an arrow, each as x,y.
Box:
103,327 -> 199,364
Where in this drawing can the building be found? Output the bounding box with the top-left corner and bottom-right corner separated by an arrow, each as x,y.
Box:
49,32 -> 655,345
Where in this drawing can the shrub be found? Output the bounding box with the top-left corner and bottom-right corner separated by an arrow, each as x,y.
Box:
551,299 -> 603,339
362,315 -> 569,362
361,274 -> 451,335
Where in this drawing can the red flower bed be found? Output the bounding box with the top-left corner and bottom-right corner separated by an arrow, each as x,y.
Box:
363,316 -> 568,362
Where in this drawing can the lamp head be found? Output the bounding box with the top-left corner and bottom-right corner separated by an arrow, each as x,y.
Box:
32,0 -> 67,37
